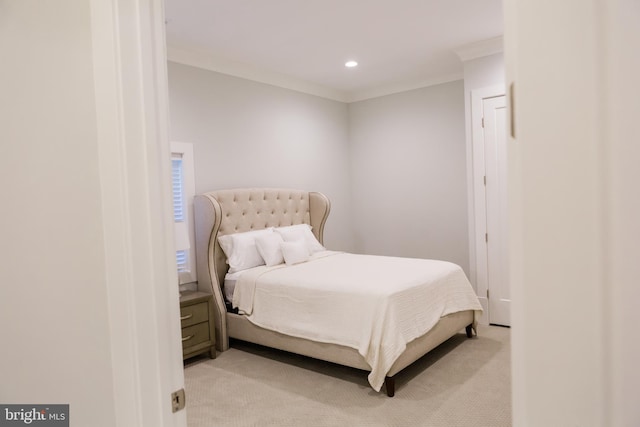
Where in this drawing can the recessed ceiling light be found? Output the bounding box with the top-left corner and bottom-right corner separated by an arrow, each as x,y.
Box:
345,60 -> 358,68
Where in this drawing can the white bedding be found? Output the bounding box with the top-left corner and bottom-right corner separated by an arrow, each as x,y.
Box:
224,271 -> 242,302
232,251 -> 483,391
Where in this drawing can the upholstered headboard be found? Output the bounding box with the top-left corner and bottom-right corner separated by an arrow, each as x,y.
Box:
193,188 -> 331,350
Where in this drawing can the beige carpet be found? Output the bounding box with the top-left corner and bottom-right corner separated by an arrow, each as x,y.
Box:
183,325 -> 511,427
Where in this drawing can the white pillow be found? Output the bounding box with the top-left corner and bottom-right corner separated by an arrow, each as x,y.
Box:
274,224 -> 325,254
217,228 -> 273,273
280,240 -> 310,266
255,232 -> 285,266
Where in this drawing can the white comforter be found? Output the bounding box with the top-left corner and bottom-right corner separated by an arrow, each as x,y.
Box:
232,251 -> 483,391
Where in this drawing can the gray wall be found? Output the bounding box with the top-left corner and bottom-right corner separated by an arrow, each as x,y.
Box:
167,62 -> 355,252
1,1 -> 116,425
168,63 -> 468,272
348,81 -> 469,274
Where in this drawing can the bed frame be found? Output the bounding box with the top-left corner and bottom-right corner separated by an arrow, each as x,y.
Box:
194,188 -> 474,397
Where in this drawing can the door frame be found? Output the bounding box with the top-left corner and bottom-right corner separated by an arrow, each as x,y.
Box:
91,0 -> 186,425
469,84 -> 505,325
482,95 -> 510,326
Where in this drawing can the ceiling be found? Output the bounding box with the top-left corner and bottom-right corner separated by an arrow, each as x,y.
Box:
164,0 -> 503,102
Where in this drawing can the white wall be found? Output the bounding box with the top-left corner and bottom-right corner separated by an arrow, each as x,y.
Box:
505,0 -> 640,425
603,2 -> 640,423
167,62 -> 355,252
1,2 -> 186,426
462,53 -> 505,95
509,1 -> 606,422
348,81 -> 470,274
0,2 -> 116,425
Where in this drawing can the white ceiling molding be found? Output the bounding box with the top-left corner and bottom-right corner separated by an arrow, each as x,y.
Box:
167,45 -> 350,103
348,73 -> 464,103
453,36 -> 504,62
168,45 -> 465,104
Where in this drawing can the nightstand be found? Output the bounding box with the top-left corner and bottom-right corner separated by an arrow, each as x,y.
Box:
179,291 -> 216,360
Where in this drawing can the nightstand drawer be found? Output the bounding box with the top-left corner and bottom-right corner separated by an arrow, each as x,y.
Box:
181,321 -> 210,349
179,291 -> 216,360
180,302 -> 208,328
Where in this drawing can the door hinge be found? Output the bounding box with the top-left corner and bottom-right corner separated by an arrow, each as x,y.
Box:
485,233 -> 488,243
487,289 -> 490,299
483,175 -> 486,186
509,82 -> 516,138
482,117 -> 485,128
171,388 -> 186,413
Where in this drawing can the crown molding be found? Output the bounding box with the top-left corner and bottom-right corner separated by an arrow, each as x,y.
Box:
167,45 -> 350,103
453,36 -> 504,62
347,73 -> 464,103
168,45 -> 467,104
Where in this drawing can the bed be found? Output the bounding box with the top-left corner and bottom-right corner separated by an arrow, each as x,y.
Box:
194,188 -> 482,397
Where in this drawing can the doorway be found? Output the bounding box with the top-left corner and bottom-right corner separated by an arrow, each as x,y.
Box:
471,86 -> 510,326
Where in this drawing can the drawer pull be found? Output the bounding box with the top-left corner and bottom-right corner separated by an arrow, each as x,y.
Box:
182,335 -> 193,342
180,314 -> 193,321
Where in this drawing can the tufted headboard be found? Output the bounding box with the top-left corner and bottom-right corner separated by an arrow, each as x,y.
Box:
193,188 -> 331,350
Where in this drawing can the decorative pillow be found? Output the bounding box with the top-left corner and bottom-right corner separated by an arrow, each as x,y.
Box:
217,228 -> 274,273
255,232 -> 285,266
274,224 -> 325,254
280,240 -> 310,266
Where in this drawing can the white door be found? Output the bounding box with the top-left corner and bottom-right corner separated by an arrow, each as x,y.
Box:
92,0 -> 187,425
483,95 -> 511,326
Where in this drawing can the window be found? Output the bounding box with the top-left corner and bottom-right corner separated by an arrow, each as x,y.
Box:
171,142 -> 196,285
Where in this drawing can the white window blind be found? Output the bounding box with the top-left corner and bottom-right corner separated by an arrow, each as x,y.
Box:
171,142 -> 196,285
172,157 -> 188,273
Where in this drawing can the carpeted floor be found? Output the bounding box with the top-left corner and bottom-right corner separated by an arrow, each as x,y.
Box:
183,325 -> 511,427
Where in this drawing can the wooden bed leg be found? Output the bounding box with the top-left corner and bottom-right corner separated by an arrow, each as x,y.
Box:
465,324 -> 473,338
385,376 -> 395,397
